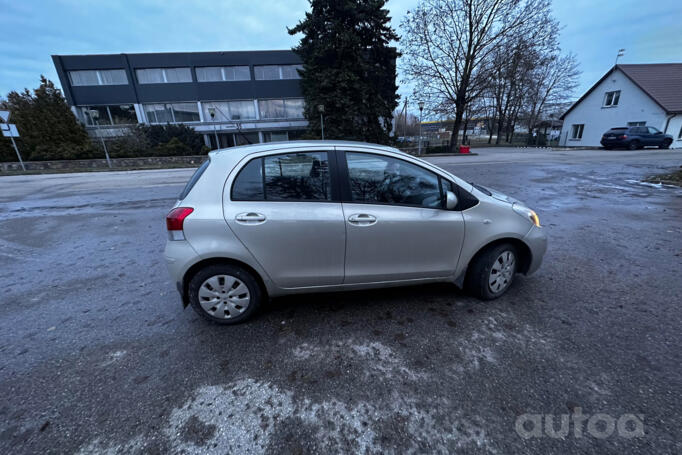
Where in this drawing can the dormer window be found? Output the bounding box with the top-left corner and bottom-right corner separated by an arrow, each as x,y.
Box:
604,90 -> 620,107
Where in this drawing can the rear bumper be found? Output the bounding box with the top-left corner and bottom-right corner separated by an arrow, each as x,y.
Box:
164,239 -> 200,305
523,226 -> 548,275
600,138 -> 626,147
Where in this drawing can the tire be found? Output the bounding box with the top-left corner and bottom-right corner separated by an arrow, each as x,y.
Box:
465,243 -> 519,300
659,139 -> 672,149
188,264 -> 263,324
603,146 -> 612,150
627,140 -> 640,150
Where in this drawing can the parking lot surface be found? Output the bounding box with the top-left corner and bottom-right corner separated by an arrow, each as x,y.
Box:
1,147 -> 681,454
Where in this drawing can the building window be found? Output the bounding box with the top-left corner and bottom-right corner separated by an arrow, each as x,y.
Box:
258,98 -> 305,119
136,68 -> 192,84
78,104 -> 138,126
69,70 -> 128,86
144,103 -> 200,123
603,90 -> 620,107
263,131 -> 289,142
196,66 -> 250,82
570,124 -> 584,139
627,121 -> 646,127
254,65 -> 302,80
202,101 -> 256,121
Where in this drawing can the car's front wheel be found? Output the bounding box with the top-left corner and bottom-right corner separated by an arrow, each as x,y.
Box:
188,264 -> 263,324
465,243 -> 518,300
659,139 -> 672,149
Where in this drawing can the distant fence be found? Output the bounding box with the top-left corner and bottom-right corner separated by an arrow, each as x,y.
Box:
0,155 -> 206,172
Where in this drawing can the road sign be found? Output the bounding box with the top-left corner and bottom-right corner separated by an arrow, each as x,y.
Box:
0,110 -> 10,123
1,123 -> 20,137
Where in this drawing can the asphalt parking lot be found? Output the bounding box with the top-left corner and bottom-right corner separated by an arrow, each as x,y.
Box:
1,147 -> 681,454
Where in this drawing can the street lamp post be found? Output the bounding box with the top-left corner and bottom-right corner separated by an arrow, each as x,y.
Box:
317,104 -> 325,140
208,107 -> 219,148
418,101 -> 424,156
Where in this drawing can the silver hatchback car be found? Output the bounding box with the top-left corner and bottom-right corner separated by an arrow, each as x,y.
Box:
164,141 -> 547,324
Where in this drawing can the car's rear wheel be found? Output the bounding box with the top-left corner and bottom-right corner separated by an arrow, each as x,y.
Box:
628,140 -> 640,150
603,146 -> 612,150
188,264 -> 262,324
465,243 -> 518,300
659,139 -> 672,149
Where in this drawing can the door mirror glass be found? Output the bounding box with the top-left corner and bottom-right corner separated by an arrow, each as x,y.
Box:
445,190 -> 457,210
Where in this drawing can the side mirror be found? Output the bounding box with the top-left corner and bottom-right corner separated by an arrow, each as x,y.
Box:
655,131 -> 663,135
445,190 -> 458,210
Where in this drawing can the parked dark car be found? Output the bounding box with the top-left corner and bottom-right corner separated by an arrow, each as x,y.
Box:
601,126 -> 673,150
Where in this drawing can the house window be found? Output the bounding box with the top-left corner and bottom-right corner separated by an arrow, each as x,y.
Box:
258,98 -> 305,119
136,68 -> 192,84
627,121 -> 646,127
196,66 -> 250,82
143,103 -> 200,123
69,70 -> 128,86
570,124 -> 584,139
604,90 -> 621,107
253,65 -> 303,80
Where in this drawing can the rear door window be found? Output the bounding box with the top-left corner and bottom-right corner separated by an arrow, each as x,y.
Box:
231,152 -> 332,201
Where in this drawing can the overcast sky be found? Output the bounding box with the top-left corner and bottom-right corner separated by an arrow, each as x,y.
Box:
1,0 -> 681,110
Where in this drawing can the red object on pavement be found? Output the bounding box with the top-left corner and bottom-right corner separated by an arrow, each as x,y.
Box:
459,145 -> 470,154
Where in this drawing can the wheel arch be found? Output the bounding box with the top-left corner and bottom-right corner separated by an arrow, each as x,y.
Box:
182,257 -> 269,307
456,237 -> 533,287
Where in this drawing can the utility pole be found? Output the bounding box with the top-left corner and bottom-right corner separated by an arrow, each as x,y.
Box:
418,101 -> 424,156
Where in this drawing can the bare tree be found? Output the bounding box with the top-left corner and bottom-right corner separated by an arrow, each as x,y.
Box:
524,53 -> 580,140
400,0 -> 553,152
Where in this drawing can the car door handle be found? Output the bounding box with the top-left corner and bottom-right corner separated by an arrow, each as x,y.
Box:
348,213 -> 377,225
235,212 -> 266,223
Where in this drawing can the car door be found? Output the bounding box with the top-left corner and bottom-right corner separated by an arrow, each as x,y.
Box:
634,127 -> 651,146
338,148 -> 466,284
647,127 -> 662,146
224,147 -> 345,288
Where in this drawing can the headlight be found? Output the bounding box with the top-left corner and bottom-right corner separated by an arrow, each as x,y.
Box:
513,203 -> 541,227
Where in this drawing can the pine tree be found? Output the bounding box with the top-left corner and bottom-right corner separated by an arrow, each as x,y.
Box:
289,0 -> 399,144
3,76 -> 93,160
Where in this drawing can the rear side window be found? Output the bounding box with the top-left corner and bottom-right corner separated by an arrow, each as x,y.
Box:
231,152 -> 331,201
178,159 -> 209,200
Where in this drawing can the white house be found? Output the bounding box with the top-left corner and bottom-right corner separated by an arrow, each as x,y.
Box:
560,64 -> 682,148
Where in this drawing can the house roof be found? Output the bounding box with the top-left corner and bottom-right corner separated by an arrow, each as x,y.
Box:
561,63 -> 682,119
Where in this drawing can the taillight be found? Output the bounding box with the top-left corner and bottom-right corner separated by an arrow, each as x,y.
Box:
618,135 -> 627,140
166,207 -> 193,240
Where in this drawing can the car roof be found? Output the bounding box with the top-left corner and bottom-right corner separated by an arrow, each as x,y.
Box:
208,140 -> 400,162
